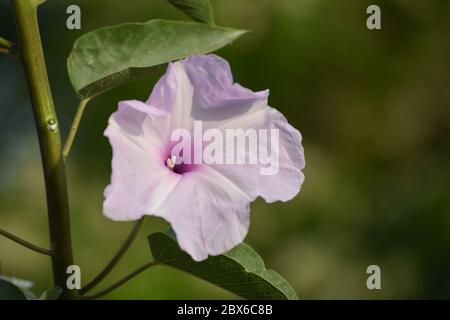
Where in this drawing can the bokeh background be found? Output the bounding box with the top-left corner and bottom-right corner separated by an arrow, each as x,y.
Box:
1,0 -> 450,299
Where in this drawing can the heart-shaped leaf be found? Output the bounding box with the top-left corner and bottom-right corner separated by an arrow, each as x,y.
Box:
67,19 -> 247,99
168,0 -> 215,25
148,232 -> 298,300
0,279 -> 27,300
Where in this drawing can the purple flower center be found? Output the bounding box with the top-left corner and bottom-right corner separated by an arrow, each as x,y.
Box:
165,155 -> 196,174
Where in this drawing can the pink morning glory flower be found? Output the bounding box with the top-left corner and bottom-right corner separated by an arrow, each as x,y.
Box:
103,54 -> 305,261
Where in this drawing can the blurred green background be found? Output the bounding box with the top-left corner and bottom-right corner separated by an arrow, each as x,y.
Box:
1,0 -> 450,299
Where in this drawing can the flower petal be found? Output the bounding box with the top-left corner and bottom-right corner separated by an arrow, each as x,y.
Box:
147,62 -> 194,131
183,54 -> 269,110
154,166 -> 251,261
104,100 -> 182,220
209,106 -> 305,203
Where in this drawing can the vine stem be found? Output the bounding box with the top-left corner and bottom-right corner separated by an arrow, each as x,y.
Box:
0,228 -> 54,256
80,218 -> 145,294
63,98 -> 90,160
83,261 -> 159,300
12,0 -> 77,299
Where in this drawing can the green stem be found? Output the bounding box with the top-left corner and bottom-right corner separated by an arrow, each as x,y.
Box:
11,0 -> 77,299
0,228 -> 54,256
83,261 -> 159,300
63,98 -> 90,160
80,218 -> 145,294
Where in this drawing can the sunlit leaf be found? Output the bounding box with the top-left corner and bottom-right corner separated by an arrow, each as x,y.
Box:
39,287 -> 63,300
148,231 -> 298,300
67,19 -> 247,99
168,0 -> 215,25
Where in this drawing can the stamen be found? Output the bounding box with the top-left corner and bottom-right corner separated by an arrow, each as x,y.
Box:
166,155 -> 177,170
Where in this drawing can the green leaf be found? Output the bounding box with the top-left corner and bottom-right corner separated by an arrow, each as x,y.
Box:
22,289 -> 37,300
39,287 -> 63,300
148,232 -> 298,300
168,0 -> 215,25
67,19 -> 247,99
0,279 -> 27,300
